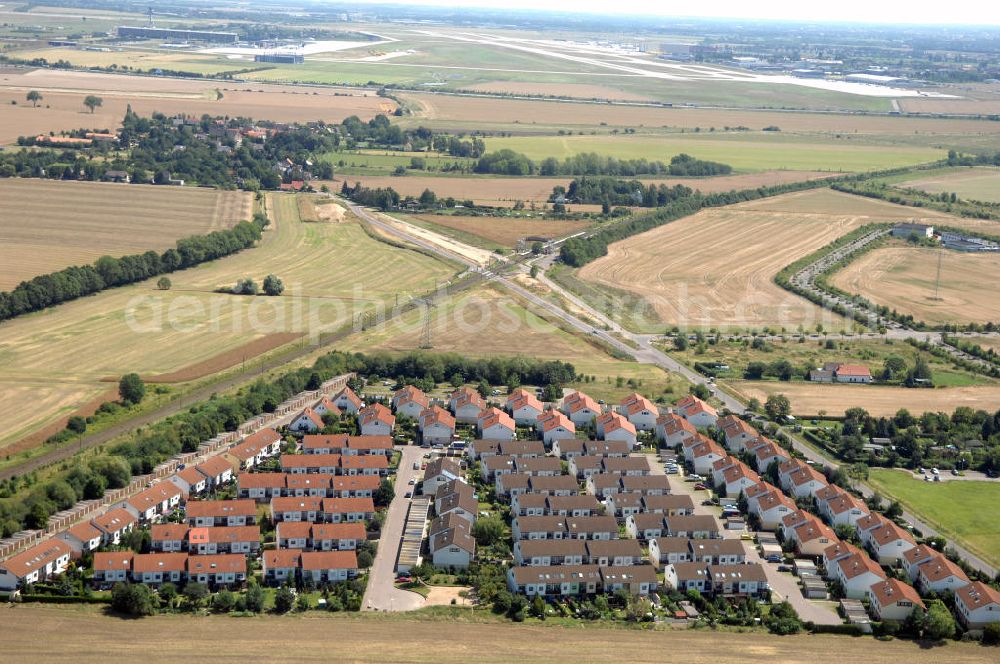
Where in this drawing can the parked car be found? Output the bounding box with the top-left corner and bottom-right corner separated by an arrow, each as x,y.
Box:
951,469 -> 959,476
404,490 -> 412,498
408,479 -> 415,485
765,554 -> 782,563
777,565 -> 792,573
413,462 -> 420,470
932,467 -> 940,475
694,482 -> 709,491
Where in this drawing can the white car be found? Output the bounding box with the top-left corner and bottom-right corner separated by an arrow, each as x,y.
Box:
931,468 -> 940,475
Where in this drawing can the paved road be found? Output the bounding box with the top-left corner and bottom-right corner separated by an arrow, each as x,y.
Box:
363,445 -> 426,612
648,454 -> 841,625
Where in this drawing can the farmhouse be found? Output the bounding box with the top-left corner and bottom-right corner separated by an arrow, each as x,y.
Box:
809,362 -> 873,384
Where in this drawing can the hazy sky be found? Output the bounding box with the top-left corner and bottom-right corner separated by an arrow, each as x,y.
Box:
351,0 -> 999,26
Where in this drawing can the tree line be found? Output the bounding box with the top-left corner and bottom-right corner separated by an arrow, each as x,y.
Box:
0,350 -> 575,536
553,177 -> 694,207
472,149 -> 732,177
0,213 -> 268,323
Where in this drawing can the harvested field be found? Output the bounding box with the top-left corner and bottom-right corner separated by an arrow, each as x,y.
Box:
408,215 -> 591,248
898,167 -> 1000,203
0,69 -> 392,144
0,382 -> 112,460
465,81 -> 655,101
345,286 -> 682,403
131,332 -> 306,383
897,97 -> 1000,115
2,605 -> 994,664
577,189 -> 938,331
0,193 -> 455,450
830,246 -> 1000,325
966,337 -> 1000,353
401,91 -> 1000,135
0,179 -> 251,289
728,381 -> 1000,417
329,171 -> 833,207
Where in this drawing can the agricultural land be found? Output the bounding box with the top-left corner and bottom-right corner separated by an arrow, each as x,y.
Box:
897,167 -> 1000,204
3,605 -> 995,664
830,246 -> 1000,325
0,179 -> 251,289
573,189 -> 941,332
0,192 -> 456,453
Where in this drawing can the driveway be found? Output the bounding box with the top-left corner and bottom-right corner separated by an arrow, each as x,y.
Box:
647,454 -> 842,625
362,445 -> 426,612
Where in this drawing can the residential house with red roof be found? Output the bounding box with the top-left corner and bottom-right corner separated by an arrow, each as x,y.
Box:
868,578 -> 925,622
290,407 -> 325,433
674,395 -> 718,429
478,407 -> 516,441
358,403 -> 395,437
954,581 -> 1000,629
618,393 -> 659,431
0,540 -> 72,590
656,413 -> 698,447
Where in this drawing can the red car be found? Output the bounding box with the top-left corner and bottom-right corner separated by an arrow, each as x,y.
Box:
396,575 -> 412,583
694,482 -> 709,491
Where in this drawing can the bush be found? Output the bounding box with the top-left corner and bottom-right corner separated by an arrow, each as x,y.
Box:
111,582 -> 156,616
274,585 -> 295,613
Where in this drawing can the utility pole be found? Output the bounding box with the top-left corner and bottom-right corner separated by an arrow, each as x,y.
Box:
419,300 -> 434,349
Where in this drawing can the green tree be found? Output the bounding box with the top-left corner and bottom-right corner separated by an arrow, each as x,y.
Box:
212,588 -> 236,613
183,582 -> 209,609
156,276 -> 171,290
244,582 -> 265,613
296,593 -> 311,612
357,550 -> 374,568
418,188 -> 437,207
531,594 -> 547,619
67,416 -> 87,434
531,241 -> 544,255
529,265 -> 539,278
747,397 -> 761,413
373,479 -> 395,507
118,373 -> 146,405
982,621 -> 1000,645
274,585 -> 295,613
472,514 -> 505,546
26,90 -> 42,107
923,600 -> 956,640
233,278 -> 258,295
477,379 -> 491,398
883,355 -> 907,380
263,274 -> 284,296
159,582 -> 178,609
111,582 -> 156,616
83,95 -> 103,113
765,394 -> 791,421
673,335 -> 688,351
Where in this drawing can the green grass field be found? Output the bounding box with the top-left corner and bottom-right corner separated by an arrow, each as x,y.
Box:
485,134 -> 943,173
319,150 -> 474,175
868,469 -> 1000,569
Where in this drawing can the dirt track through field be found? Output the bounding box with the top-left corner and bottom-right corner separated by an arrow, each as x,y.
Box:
1,605 -> 994,664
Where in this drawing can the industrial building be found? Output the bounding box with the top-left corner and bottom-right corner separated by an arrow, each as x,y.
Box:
254,53 -> 304,64
116,26 -> 238,44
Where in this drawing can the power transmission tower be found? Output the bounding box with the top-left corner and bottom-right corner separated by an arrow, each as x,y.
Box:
931,247 -> 944,301
419,300 -> 435,349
